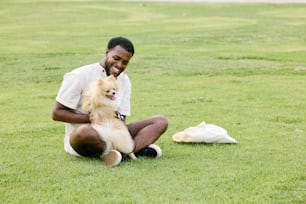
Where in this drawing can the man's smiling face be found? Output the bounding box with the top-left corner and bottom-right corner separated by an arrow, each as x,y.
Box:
104,45 -> 133,77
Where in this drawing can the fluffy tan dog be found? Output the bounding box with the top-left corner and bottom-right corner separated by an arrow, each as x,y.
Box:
82,75 -> 137,161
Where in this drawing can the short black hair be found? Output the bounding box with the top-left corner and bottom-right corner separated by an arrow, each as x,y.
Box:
107,37 -> 135,56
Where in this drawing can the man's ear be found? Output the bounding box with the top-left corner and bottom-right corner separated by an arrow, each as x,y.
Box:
105,49 -> 110,55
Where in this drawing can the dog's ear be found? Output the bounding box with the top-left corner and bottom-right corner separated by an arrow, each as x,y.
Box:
97,78 -> 104,86
107,75 -> 116,82
108,75 -> 119,90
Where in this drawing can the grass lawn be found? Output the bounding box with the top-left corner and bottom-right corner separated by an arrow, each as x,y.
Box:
0,0 -> 305,203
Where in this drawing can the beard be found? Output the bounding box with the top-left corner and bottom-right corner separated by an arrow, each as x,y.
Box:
103,58 -> 123,78
103,58 -> 111,76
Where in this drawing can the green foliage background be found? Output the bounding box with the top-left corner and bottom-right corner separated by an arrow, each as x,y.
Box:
0,0 -> 305,203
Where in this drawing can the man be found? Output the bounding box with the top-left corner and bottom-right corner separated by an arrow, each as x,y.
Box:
52,37 -> 168,167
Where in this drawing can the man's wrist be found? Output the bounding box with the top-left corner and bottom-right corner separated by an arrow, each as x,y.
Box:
116,112 -> 126,122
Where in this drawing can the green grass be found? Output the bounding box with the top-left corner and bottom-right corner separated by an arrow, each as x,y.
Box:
1,0 -> 306,203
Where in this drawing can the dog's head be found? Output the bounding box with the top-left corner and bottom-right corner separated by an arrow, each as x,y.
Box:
95,75 -> 119,101
82,75 -> 119,114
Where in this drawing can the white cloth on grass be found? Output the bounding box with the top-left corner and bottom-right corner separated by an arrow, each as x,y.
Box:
172,121 -> 238,143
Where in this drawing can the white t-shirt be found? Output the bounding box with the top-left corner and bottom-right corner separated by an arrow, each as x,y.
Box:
55,62 -> 131,154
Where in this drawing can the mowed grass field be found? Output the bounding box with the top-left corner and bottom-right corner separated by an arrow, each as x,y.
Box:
0,0 -> 305,203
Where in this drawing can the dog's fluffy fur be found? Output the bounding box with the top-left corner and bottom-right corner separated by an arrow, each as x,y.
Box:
82,76 -> 137,160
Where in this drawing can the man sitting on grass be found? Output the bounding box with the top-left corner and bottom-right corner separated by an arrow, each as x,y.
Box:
52,36 -> 168,167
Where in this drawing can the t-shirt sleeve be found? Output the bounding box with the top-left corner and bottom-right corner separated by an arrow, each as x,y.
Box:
56,72 -> 85,110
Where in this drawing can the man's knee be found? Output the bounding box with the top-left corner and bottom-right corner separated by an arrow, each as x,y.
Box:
70,125 -> 106,157
71,125 -> 94,143
154,115 -> 168,132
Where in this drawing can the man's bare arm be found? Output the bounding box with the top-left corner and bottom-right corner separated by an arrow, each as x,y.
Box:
52,101 -> 90,124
